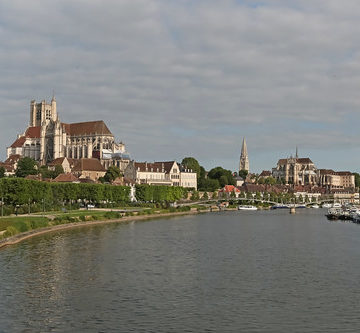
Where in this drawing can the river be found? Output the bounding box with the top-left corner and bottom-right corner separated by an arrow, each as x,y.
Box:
1,209 -> 360,332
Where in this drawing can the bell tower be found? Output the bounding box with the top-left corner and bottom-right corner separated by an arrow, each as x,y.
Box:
239,137 -> 249,173
29,96 -> 57,127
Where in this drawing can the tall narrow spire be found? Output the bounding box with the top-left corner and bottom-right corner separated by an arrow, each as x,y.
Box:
295,146 -> 298,159
239,137 -> 249,172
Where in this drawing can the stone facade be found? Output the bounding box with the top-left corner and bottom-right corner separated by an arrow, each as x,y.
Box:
272,154 -> 355,189
317,169 -> 355,189
239,137 -> 249,172
272,157 -> 317,185
7,98 -> 130,170
124,161 -> 197,189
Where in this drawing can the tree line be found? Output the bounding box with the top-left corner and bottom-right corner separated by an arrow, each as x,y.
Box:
0,178 -> 130,206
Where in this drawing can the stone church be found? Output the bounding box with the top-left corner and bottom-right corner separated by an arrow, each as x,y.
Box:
7,97 -> 130,169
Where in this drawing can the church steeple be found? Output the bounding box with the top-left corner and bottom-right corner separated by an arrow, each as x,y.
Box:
239,137 -> 249,172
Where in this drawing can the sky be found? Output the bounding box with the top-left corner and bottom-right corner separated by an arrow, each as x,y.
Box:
1,0 -> 360,173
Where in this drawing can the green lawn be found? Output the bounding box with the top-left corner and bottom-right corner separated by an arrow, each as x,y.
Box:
0,216 -> 50,232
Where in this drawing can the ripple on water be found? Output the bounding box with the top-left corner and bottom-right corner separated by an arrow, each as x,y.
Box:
1,210 -> 360,332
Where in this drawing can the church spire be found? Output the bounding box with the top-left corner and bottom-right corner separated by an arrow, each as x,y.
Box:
239,137 -> 249,172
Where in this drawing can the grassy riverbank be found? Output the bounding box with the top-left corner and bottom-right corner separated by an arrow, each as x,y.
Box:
0,206 -> 194,241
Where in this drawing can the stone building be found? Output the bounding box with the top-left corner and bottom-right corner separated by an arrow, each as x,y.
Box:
7,97 -> 130,170
239,137 -> 249,172
272,156 -> 317,185
317,169 -> 355,189
72,158 -> 106,181
124,161 -> 197,189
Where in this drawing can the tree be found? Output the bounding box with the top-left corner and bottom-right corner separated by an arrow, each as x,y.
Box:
181,157 -> 201,178
258,177 -> 265,185
199,178 -> 220,192
39,165 -> 51,179
53,165 -> 64,178
238,169 -> 248,180
190,190 -> 200,201
202,191 -> 209,200
208,167 -> 235,186
104,166 -> 122,183
0,167 -> 5,178
219,175 -> 228,187
15,158 -> 38,178
264,176 -> 276,185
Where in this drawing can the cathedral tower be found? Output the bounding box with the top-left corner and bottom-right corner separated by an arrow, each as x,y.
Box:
239,137 -> 249,173
30,97 -> 57,127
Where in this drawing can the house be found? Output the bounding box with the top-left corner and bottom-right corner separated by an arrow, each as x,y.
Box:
71,158 -> 106,181
259,170 -> 272,178
53,173 -> 80,183
124,161 -> 197,189
219,185 -> 241,198
48,157 -> 76,174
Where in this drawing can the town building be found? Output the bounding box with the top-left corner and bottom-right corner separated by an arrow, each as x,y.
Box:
272,153 -> 317,186
259,170 -> 272,178
239,137 -> 249,173
317,169 -> 355,189
219,185 -> 240,198
7,97 -> 130,171
124,161 -> 197,189
71,158 -> 106,181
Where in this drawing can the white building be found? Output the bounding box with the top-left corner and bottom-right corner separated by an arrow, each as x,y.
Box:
124,161 -> 197,189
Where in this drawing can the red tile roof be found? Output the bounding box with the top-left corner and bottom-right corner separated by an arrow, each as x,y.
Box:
72,158 -> 106,172
10,136 -> 26,148
278,158 -> 313,165
220,185 -> 240,193
5,154 -> 21,164
62,121 -> 112,136
53,173 -> 79,182
319,169 -> 353,176
259,170 -> 271,177
25,126 -> 41,138
335,171 -> 353,176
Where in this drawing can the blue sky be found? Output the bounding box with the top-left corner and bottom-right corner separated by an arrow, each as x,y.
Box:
1,0 -> 360,173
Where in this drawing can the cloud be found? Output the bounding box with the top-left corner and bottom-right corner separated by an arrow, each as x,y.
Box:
1,0 -> 360,172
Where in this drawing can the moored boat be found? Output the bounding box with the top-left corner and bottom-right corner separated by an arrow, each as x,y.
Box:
311,204 -> 320,209
326,207 -> 342,220
238,205 -> 258,211
271,204 -> 289,209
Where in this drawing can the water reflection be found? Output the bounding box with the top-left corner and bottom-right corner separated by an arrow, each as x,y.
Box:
1,210 -> 360,332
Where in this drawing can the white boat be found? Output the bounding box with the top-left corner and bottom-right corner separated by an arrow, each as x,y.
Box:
332,203 -> 342,208
322,203 -> 332,208
311,204 -> 320,209
238,205 -> 258,211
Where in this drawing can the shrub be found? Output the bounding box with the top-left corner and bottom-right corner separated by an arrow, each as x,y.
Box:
4,226 -> 20,237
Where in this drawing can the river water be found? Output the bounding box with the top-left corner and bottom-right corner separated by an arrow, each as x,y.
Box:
1,209 -> 360,332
